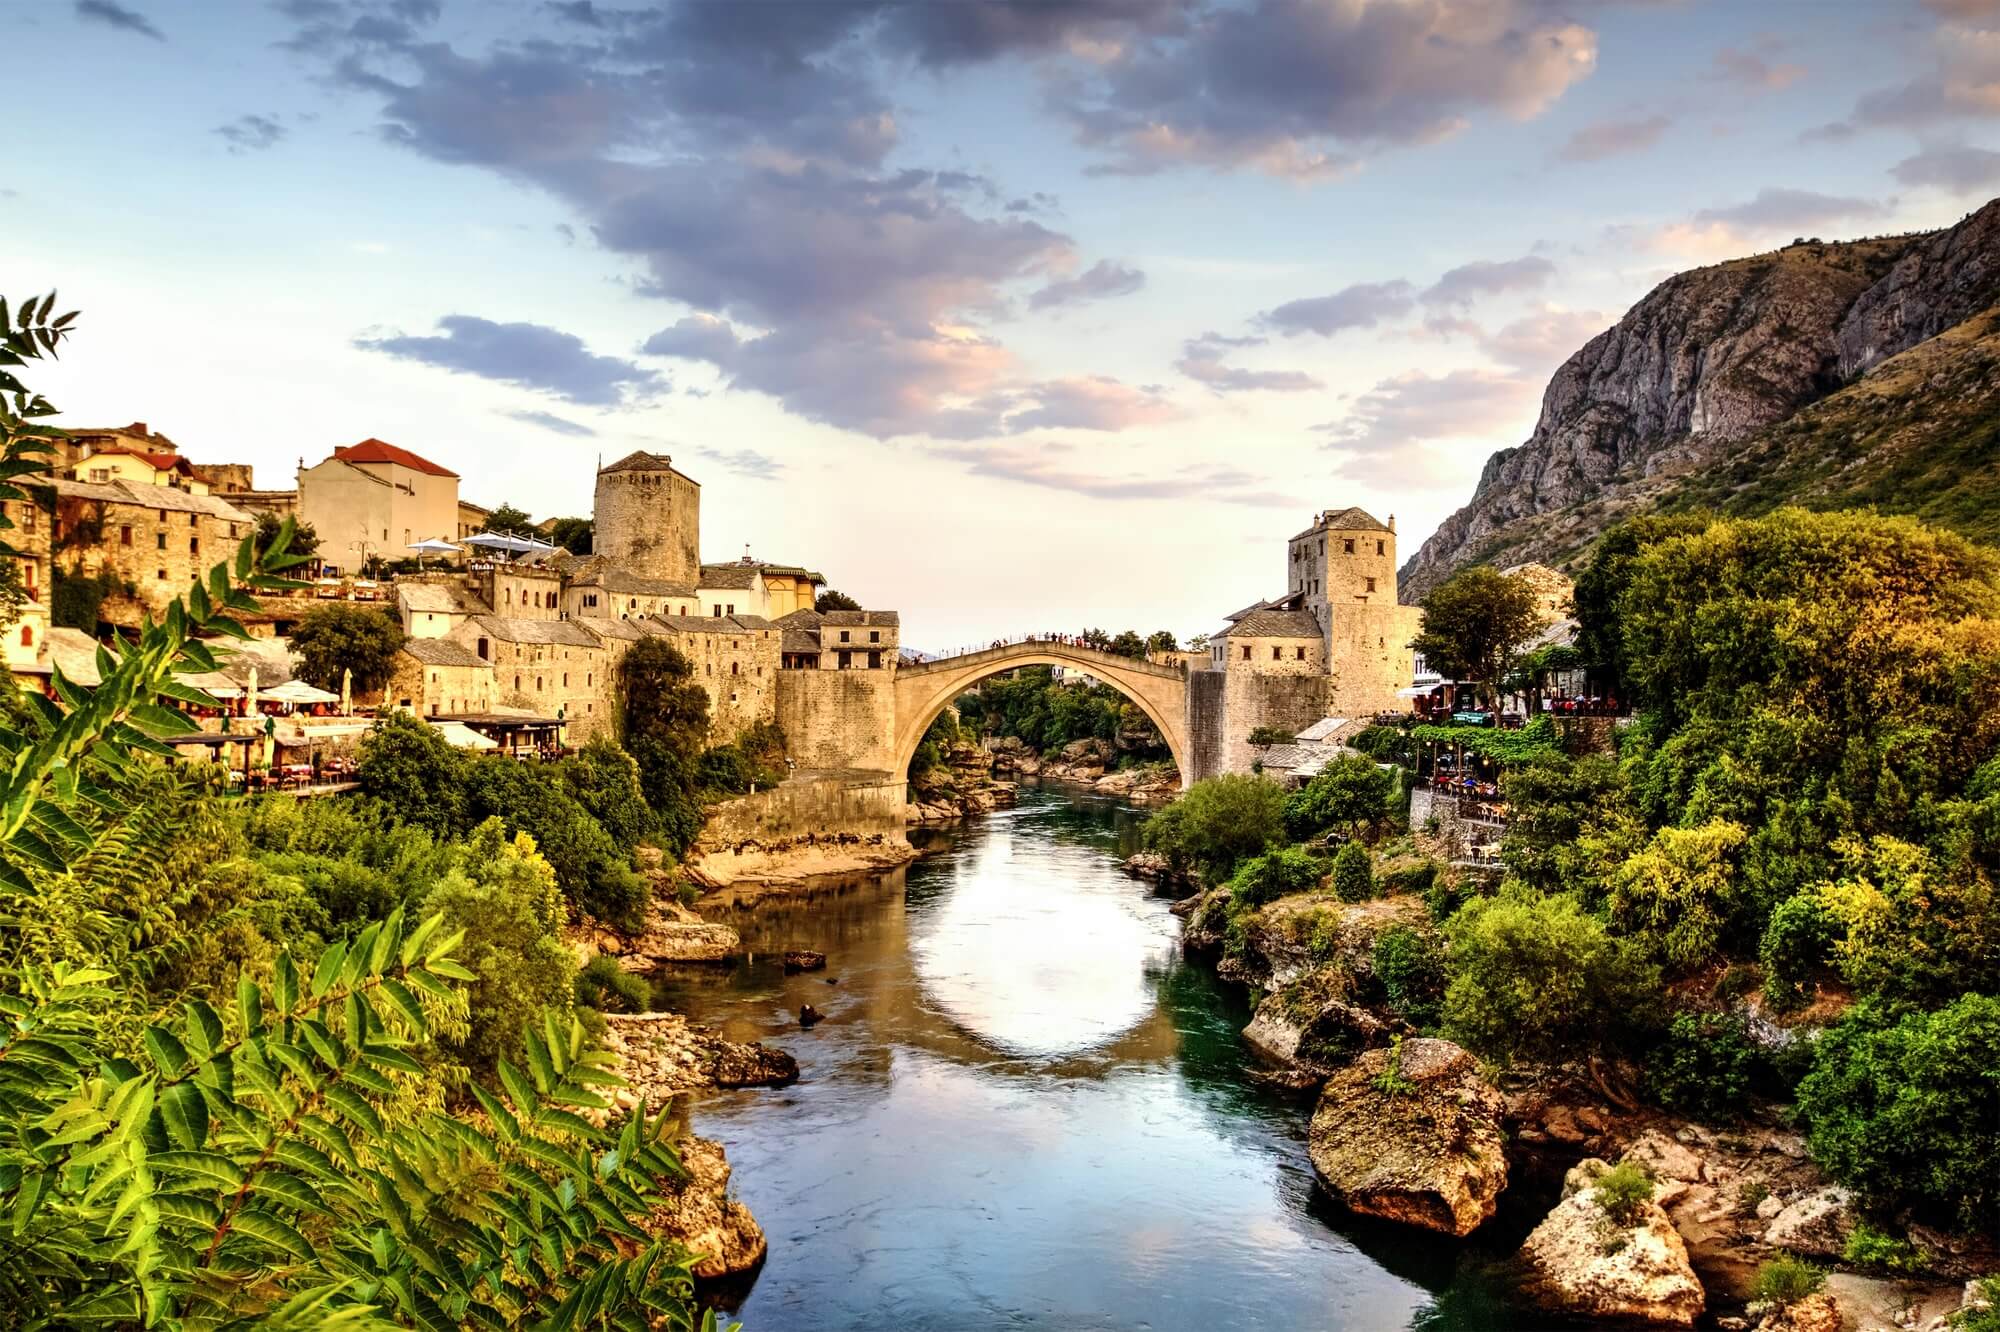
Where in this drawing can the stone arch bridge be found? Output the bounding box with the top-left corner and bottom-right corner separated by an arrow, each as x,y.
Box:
893,641 -> 1191,788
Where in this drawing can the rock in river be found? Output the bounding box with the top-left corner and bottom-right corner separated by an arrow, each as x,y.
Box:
604,1012 -> 798,1099
1516,1160 -> 1706,1327
782,949 -> 826,973
1307,1038 -> 1507,1236
642,1135 -> 767,1280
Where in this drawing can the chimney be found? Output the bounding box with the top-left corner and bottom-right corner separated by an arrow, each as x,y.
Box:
1388,514 -> 1396,532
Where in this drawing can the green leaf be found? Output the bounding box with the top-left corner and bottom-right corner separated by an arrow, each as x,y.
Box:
157,1082 -> 209,1151
143,1026 -> 191,1078
232,1207 -> 316,1262
149,1150 -> 244,1189
311,939 -> 349,998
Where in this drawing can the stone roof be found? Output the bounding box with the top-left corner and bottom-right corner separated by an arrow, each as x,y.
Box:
781,628 -> 822,655
775,607 -> 824,628
696,563 -> 762,590
748,562 -> 825,582
599,450 -> 699,485
646,613 -> 775,635
822,609 -> 899,627
1295,716 -> 1367,743
51,476 -> 255,522
467,615 -> 601,646
397,581 -> 486,614
1291,506 -> 1391,540
1257,743 -> 1311,770
402,638 -> 490,668
1221,608 -> 1322,638
572,616 -> 646,642
572,566 -> 697,597
336,438 -> 458,478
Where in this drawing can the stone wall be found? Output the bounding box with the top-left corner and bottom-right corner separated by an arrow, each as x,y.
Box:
480,566 -> 563,619
697,770 -> 909,850
1221,670 -> 1331,776
1327,601 -> 1422,716
593,465 -> 700,586
55,494 -> 253,619
1186,668 -> 1227,782
655,622 -> 781,741
776,669 -> 896,771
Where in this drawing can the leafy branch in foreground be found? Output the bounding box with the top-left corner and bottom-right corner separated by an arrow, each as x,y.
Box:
0,909 -> 714,1329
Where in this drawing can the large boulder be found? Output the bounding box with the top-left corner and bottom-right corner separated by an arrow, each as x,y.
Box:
1750,1292 -> 1840,1332
1307,1038 -> 1507,1236
1517,1169 -> 1707,1326
643,1135 -> 766,1279
1759,1186 -> 1854,1258
604,1012 -> 799,1099
1242,974 -> 1393,1087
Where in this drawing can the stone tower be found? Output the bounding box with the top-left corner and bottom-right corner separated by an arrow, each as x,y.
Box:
1287,507 -> 1422,717
592,451 -> 701,585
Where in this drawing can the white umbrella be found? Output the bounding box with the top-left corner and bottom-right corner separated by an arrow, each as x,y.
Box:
263,679 -> 340,705
407,537 -> 462,554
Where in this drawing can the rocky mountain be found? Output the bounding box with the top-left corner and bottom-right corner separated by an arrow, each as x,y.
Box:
1400,199 -> 2000,600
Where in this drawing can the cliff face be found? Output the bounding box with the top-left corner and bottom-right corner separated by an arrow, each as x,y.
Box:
1400,199 -> 2000,600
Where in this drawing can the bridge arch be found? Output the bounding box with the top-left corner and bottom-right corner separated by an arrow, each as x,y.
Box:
891,643 -> 1191,790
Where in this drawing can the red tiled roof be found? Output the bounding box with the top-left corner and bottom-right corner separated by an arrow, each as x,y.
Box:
335,438 -> 459,478
86,446 -> 209,481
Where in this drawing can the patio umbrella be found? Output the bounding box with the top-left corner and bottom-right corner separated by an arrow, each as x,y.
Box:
264,679 -> 340,706
340,667 -> 352,715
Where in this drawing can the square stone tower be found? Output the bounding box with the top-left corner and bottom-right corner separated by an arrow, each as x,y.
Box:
1287,507 -> 1421,716
592,451 -> 701,586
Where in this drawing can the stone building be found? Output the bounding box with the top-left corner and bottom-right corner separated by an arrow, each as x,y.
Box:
476,564 -> 563,620
561,563 -> 698,621
456,500 -> 490,544
772,608 -> 900,769
448,615 -> 615,737
647,614 -> 782,739
386,636 -> 495,717
592,452 -> 699,585
2,494 -> 52,683
396,578 -> 486,639
50,478 -> 256,619
697,556 -> 824,619
299,438 -> 460,574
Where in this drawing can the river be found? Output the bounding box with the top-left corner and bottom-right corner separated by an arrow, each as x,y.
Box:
654,784 -> 1519,1331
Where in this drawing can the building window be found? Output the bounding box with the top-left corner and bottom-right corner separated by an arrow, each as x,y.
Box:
1295,647 -> 1306,660
839,630 -> 851,643
190,538 -> 199,554
156,531 -> 166,550
1343,538 -> 1355,554
868,651 -> 881,669
156,569 -> 166,580
1272,646 -> 1281,660
19,625 -> 31,647
536,677 -> 543,691
562,673 -> 568,687
120,525 -> 131,546
189,513 -> 198,527
731,661 -> 739,676
1241,645 -> 1251,661
89,467 -> 109,483
514,674 -> 521,690
838,650 -> 851,669
712,604 -> 721,617
869,630 -> 880,643
726,603 -> 735,615
477,638 -> 489,660
586,673 -> 592,687
1376,540 -> 1385,556
1365,577 -> 1376,593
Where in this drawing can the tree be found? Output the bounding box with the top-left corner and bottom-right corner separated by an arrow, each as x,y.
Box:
462,755 -> 648,928
1606,819 -> 1749,971
548,514 -> 593,553
485,501 -> 536,536
1410,566 -> 1546,709
1108,629 -> 1147,659
288,601 -> 405,694
1797,995 -> 2000,1230
816,589 -> 861,612
1571,512 -> 1711,695
1442,887 -> 1658,1069
618,637 -> 711,856
49,564 -> 125,630
356,711 -> 468,837
1226,846 -> 1326,908
1146,630 -> 1179,655
255,508 -> 318,560
1142,774 -> 1286,883
1284,754 -> 1395,841
561,735 -> 656,849
1331,840 -> 1375,902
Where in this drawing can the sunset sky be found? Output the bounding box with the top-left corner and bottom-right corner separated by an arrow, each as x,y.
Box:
10,0 -> 1997,648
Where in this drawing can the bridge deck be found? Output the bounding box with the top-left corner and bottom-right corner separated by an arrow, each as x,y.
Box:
900,640 -> 1183,680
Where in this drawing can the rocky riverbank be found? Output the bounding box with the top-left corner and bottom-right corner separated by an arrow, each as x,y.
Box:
987,734 -> 1180,803
1169,873 -> 1995,1328
685,832 -> 920,885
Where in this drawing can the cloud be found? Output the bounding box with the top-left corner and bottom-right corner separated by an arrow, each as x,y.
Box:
75,0 -> 163,40
694,447 -> 783,479
1807,5 -> 2000,140
215,114 -> 287,153
1048,0 -> 1598,177
1002,376 -> 1178,431
1027,259 -> 1146,310
929,442 -> 1290,506
1555,115 -> 1670,163
357,315 -> 667,407
501,408 -> 597,437
642,314 -> 743,364
1891,141 -> 2000,192
1317,368 -> 1540,474
1258,280 -> 1415,337
1711,45 -> 1805,91
1421,255 -> 1557,308
1175,332 -> 1323,392
1480,307 -> 1609,374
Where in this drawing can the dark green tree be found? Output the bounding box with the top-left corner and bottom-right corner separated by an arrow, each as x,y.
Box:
485,501 -> 537,536
1145,630 -> 1178,655
547,515 -> 594,553
1284,754 -> 1395,841
288,601 -> 406,693
1331,840 -> 1375,902
355,711 -> 469,837
560,735 -> 655,850
255,508 -> 318,560
1571,511 -> 1710,694
1108,629 -> 1147,658
617,637 -> 711,856
1409,566 -> 1545,709
815,589 -> 861,612
1142,774 -> 1286,883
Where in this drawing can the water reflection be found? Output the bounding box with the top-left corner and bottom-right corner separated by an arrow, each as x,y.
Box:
652,786 -> 1509,1331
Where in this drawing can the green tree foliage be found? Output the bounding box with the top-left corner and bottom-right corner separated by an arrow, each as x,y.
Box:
1797,995 -> 2000,1230
1284,755 -> 1395,841
955,665 -> 1169,760
1498,753 -> 1640,897
49,564 -> 127,631
1442,888 -> 1658,1068
1571,511 -> 1712,693
1644,1011 -> 1757,1120
289,602 -> 406,694
462,756 -> 649,930
0,918 -> 709,1328
356,712 -> 469,837
255,508 -> 319,560
815,589 -> 861,612
562,736 -> 657,850
1804,835 -> 2000,1006
1607,820 -> 1749,971
1331,841 -> 1375,902
421,819 -> 577,1074
1107,629 -> 1147,659
617,638 -> 710,857
1247,725 -> 1294,746
1145,630 -> 1178,655
1759,893 -> 1837,1010
698,719 -> 787,796
1409,566 -> 1546,707
547,515 -> 593,554
1225,846 -> 1325,909
1141,774 -> 1286,884
1373,926 -> 1445,1028
484,501 -> 537,537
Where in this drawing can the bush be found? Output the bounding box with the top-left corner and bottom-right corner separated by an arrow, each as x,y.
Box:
356,711 -> 468,836
1760,893 -> 1837,1010
1332,841 -> 1375,902
1950,1278 -> 2000,1332
1594,1161 -> 1655,1226
1843,1222 -> 1928,1275
1227,846 -> 1326,910
1374,926 -> 1445,1027
1443,888 -> 1659,1068
1247,725 -> 1295,746
1645,1011 -> 1757,1119
1379,859 -> 1438,899
1751,1256 -> 1825,1306
576,953 -> 650,1014
1142,774 -> 1286,884
1796,994 -> 2000,1230
561,736 -> 656,850
1607,819 -> 1748,972
1284,755 -> 1395,841
463,755 -> 650,929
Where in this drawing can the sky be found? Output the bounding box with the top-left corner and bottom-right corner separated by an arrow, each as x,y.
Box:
8,0 -> 1999,650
